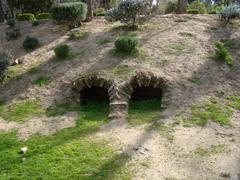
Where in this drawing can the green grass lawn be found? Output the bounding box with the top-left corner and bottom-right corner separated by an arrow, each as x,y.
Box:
0,102 -> 131,179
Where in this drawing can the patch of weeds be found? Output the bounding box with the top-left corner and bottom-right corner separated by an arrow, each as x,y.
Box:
0,99 -> 43,122
3,65 -> 22,81
185,99 -> 233,127
194,144 -> 226,156
220,172 -> 231,178
215,91 -> 225,98
213,41 -> 233,67
227,96 -> 240,110
27,66 -> 40,74
168,43 -> 185,55
128,99 -> 162,125
187,77 -> 203,85
33,76 -> 50,86
97,39 -> 111,45
68,31 -> 90,40
112,66 -> 133,76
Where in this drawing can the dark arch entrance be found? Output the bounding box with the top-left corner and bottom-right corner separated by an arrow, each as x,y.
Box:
80,86 -> 109,105
130,86 -> 163,102
131,86 -> 162,102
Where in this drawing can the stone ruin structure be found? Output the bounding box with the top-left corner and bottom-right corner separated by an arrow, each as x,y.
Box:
72,71 -> 169,120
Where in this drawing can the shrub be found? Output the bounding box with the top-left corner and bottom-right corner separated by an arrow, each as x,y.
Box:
32,20 -> 40,26
51,2 -> 87,27
115,36 -> 138,54
0,51 -> 14,80
209,10 -> 217,14
188,0 -> 207,14
95,8 -> 106,16
5,28 -> 21,40
23,36 -> 39,50
220,4 -> 240,23
105,0 -> 145,27
54,44 -> 70,58
214,41 -> 233,66
16,13 -> 35,21
187,9 -> 200,14
165,1 -> 177,14
6,19 -> 16,27
36,13 -> 51,20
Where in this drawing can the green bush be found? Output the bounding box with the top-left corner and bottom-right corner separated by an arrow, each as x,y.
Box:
95,8 -> 106,16
23,36 -> 39,50
220,4 -> 240,23
165,1 -> 177,14
115,36 -> 138,54
188,0 -> 207,14
54,44 -> 70,58
5,28 -> 21,40
6,19 -> 16,27
16,13 -> 35,21
0,51 -> 14,80
187,9 -> 200,14
36,13 -> 51,20
32,20 -> 39,26
214,41 -> 233,66
51,2 -> 87,27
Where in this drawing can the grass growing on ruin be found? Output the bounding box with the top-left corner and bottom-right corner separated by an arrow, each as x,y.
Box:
128,99 -> 162,125
0,101 -> 132,179
0,99 -> 43,122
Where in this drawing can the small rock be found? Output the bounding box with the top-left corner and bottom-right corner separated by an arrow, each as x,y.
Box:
19,147 -> 28,154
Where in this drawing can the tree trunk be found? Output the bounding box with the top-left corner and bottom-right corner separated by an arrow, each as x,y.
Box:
177,0 -> 187,14
87,0 -> 93,18
0,1 -> 5,22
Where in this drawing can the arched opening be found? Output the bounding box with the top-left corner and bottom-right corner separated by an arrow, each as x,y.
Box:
80,86 -> 109,105
131,87 -> 162,102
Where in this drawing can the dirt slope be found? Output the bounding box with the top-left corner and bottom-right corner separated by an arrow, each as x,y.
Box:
0,15 -> 240,179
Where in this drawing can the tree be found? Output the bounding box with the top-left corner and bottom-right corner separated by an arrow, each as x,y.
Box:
177,0 -> 187,13
0,1 -> 5,22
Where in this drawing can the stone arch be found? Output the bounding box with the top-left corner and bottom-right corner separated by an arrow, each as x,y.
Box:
72,72 -> 118,105
119,71 -> 168,107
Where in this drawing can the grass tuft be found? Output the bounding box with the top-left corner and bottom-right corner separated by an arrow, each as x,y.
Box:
194,144 -> 226,156
33,76 -> 51,86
